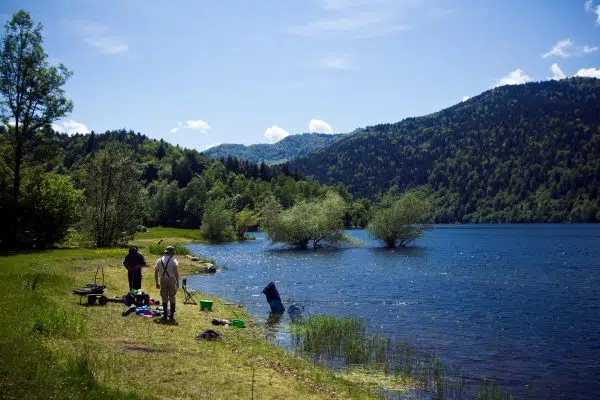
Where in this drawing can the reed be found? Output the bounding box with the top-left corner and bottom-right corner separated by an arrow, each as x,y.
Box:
291,314 -> 515,399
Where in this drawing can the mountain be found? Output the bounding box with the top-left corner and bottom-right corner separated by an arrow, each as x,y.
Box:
203,133 -> 344,164
290,78 -> 600,223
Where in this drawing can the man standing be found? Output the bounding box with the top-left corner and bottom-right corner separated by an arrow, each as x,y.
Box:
123,246 -> 147,291
155,246 -> 179,322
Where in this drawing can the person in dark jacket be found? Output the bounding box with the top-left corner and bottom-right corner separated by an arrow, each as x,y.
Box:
123,246 -> 147,290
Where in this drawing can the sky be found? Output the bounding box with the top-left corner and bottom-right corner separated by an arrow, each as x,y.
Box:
1,0 -> 599,151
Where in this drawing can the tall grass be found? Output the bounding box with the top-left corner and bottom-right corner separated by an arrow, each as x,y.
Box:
291,315 -> 511,399
30,303 -> 87,339
148,243 -> 191,256
476,379 -> 513,400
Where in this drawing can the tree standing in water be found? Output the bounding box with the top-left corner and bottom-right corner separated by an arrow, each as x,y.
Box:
367,191 -> 432,248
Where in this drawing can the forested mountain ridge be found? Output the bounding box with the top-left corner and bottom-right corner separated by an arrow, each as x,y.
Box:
203,132 -> 344,164
289,78 -> 600,223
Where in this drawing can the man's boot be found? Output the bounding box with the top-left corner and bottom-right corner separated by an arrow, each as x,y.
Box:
161,301 -> 168,322
169,302 -> 176,321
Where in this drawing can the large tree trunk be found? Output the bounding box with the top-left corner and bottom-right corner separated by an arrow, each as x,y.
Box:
10,124 -> 23,246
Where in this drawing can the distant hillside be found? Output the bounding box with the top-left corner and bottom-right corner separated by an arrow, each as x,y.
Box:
203,133 -> 344,164
290,78 -> 600,223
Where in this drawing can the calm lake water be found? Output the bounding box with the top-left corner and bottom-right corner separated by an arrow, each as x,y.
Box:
186,225 -> 600,399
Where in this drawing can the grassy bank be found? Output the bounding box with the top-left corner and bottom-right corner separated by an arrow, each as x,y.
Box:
0,229 -> 383,400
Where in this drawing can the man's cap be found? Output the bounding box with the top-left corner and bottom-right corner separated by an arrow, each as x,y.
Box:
164,246 -> 175,254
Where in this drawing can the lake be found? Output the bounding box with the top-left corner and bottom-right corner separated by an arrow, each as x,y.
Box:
186,225 -> 600,399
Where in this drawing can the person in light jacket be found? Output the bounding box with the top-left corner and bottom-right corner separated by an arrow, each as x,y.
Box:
154,246 -> 179,322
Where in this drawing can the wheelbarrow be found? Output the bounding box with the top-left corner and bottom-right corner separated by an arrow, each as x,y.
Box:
72,266 -> 108,306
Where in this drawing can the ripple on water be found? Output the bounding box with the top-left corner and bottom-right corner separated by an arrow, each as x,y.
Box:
187,226 -> 600,399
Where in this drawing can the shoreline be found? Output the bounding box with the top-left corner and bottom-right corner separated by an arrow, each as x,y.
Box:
0,228 -> 397,399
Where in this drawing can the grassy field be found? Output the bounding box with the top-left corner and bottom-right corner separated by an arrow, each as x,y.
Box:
0,229 -> 382,400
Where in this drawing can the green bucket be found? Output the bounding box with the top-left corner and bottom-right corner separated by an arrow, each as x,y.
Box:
199,299 -> 213,311
231,319 -> 246,328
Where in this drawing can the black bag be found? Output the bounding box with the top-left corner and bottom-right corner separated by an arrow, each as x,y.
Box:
124,292 -> 150,307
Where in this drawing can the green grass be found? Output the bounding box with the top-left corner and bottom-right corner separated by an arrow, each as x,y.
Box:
147,243 -> 191,256
0,247 -> 380,399
134,227 -> 203,240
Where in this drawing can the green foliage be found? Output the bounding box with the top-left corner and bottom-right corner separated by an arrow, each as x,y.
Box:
291,78 -> 600,223
82,142 -> 146,247
21,172 -> 83,245
205,133 -> 344,165
260,191 -> 349,249
200,197 -> 235,241
0,10 -> 73,246
235,207 -> 260,239
367,191 -> 432,248
148,242 -> 191,256
30,303 -> 86,339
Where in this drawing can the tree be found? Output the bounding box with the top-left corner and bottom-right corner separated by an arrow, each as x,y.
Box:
367,191 -> 432,248
21,171 -> 83,246
235,207 -> 259,239
82,143 -> 145,247
0,10 -> 73,244
200,197 -> 234,241
260,191 -> 349,249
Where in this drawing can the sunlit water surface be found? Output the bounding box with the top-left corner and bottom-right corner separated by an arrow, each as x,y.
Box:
187,225 -> 600,399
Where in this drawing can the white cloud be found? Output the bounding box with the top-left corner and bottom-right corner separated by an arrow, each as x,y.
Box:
75,21 -> 128,55
309,119 -> 333,134
289,1 -> 416,38
52,119 -> 90,135
462,96 -> 470,102
542,39 -> 598,58
84,37 -> 129,54
289,14 -> 412,37
542,39 -> 573,58
550,63 -> 566,80
585,0 -> 600,24
574,67 -> 600,78
264,126 -> 290,143
320,55 -> 352,70
494,69 -> 532,87
169,120 -> 211,134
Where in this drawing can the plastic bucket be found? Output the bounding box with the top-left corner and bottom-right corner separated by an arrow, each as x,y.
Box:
199,299 -> 213,311
231,319 -> 246,328
262,282 -> 285,314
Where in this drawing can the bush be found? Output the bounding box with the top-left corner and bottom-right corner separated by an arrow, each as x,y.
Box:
19,172 -> 83,246
235,207 -> 259,239
148,243 -> 191,256
200,198 -> 235,241
260,191 -> 349,249
367,191 -> 432,248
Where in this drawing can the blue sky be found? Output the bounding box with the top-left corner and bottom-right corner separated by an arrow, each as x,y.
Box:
1,0 -> 599,151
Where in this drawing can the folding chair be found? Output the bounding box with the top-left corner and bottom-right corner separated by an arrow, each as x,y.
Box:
182,278 -> 198,305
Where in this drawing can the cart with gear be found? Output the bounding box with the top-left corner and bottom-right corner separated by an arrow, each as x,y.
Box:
72,266 -> 108,306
